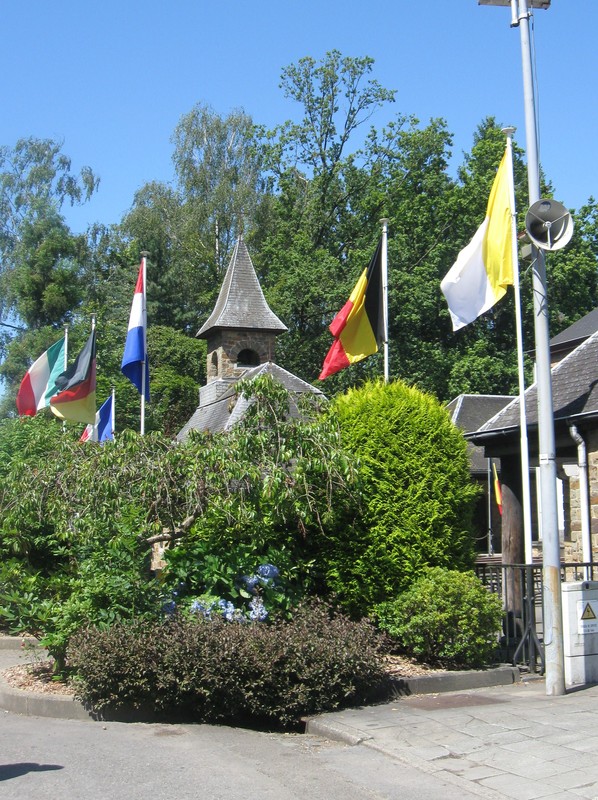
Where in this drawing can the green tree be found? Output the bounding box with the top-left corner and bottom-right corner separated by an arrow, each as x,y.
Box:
323,380 -> 478,615
0,137 -> 98,324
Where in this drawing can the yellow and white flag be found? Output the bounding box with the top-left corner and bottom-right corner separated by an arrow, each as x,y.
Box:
441,146 -> 514,331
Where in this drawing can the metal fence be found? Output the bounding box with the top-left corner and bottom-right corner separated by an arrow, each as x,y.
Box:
475,561 -> 596,673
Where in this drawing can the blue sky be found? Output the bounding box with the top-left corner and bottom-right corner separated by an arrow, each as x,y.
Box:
2,1 -> 596,235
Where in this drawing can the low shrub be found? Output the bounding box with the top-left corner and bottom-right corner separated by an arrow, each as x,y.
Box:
374,567 -> 503,669
67,600 -> 386,727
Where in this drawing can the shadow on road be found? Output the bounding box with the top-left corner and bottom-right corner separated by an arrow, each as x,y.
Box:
0,763 -> 64,781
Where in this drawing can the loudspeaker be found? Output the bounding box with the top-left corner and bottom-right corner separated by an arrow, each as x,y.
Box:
525,199 -> 574,251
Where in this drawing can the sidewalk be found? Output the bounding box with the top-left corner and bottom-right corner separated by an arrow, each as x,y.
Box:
307,679 -> 598,800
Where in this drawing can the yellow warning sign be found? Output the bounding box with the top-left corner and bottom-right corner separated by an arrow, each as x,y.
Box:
581,603 -> 597,621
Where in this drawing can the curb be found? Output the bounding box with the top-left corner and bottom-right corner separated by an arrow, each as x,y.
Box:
0,635 -> 40,650
0,635 -> 92,722
387,664 -> 520,697
0,634 -> 522,726
0,680 -> 92,721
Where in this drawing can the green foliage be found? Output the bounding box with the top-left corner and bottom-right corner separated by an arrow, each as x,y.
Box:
375,567 -> 503,669
324,380 -> 478,614
0,378 -> 356,662
67,600 -> 385,727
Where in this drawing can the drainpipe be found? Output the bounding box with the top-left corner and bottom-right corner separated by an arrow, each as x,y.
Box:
568,424 -> 592,578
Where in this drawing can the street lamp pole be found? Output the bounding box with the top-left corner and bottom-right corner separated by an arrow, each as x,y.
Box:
479,0 -> 565,695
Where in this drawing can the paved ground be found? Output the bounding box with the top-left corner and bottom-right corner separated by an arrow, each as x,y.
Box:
308,679 -> 598,799
3,639 -> 598,799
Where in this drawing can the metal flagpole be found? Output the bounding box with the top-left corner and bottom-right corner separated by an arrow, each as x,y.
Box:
481,0 -> 564,694
502,127 -> 534,563
516,0 -> 564,697
140,251 -> 148,436
63,324 -> 69,370
504,126 -> 543,673
111,386 -> 116,439
380,218 -> 389,383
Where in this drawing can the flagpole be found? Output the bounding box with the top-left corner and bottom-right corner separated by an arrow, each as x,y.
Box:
90,315 -> 97,439
482,0 -> 564,696
63,324 -> 69,370
380,219 -> 389,383
111,386 -> 116,438
502,127 -> 534,564
140,251 -> 148,436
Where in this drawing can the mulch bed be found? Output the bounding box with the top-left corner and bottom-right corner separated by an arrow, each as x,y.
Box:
2,653 -> 444,697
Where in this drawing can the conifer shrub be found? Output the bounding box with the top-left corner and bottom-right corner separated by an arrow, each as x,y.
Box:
67,600 -> 385,727
325,380 -> 478,615
375,567 -> 503,669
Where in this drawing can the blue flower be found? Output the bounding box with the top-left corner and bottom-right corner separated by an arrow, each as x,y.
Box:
190,599 -> 213,619
257,563 -> 279,580
162,599 -> 176,616
249,596 -> 268,622
217,599 -> 236,622
241,574 -> 260,592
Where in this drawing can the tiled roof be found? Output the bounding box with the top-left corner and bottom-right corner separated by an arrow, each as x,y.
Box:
177,362 -> 324,441
446,394 -> 513,473
550,307 -> 598,351
472,329 -> 598,438
197,238 -> 287,337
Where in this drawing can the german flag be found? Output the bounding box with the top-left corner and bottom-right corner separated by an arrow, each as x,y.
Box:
50,330 -> 97,424
319,241 -> 384,380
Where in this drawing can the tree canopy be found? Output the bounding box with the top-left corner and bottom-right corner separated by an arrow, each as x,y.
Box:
0,52 -> 596,433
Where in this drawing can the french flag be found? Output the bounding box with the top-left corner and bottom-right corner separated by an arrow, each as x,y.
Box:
121,261 -> 150,399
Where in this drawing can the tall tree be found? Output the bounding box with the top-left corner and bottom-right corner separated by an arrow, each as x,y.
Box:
171,104 -> 266,269
0,137 -> 98,324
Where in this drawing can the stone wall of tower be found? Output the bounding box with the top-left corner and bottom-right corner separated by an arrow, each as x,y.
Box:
206,329 -> 278,381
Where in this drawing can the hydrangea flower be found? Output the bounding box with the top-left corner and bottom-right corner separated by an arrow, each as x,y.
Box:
257,563 -> 280,582
217,599 -> 237,622
161,599 -> 176,616
249,596 -> 268,622
190,599 -> 213,619
241,574 -> 260,592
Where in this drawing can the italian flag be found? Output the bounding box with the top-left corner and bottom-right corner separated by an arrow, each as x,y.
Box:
16,338 -> 66,417
319,241 -> 383,380
50,330 -> 97,425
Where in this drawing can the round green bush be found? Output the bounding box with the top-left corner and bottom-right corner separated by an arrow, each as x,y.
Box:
375,567 -> 503,669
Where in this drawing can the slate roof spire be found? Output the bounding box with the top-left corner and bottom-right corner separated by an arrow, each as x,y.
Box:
197,237 -> 287,338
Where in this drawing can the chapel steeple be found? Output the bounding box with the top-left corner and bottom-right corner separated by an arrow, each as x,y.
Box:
197,237 -> 287,382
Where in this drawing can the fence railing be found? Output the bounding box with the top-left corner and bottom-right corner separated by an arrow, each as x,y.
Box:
475,561 -> 596,673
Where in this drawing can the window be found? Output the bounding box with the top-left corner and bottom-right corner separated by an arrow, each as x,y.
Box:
236,348 -> 259,367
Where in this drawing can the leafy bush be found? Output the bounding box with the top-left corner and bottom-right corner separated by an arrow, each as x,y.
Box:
375,567 -> 503,669
0,381 -> 355,666
67,600 -> 385,727
324,380 -> 479,615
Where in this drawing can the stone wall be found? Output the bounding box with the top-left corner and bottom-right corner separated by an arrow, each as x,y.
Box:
206,330 -> 277,381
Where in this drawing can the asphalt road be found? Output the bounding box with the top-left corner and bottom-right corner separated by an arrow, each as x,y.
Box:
0,711 -> 490,800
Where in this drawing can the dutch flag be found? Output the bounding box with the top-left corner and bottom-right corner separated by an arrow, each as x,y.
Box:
121,261 -> 150,400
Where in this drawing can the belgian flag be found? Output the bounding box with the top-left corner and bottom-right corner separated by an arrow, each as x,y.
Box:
319,241 -> 384,380
50,329 -> 97,425
493,462 -> 503,516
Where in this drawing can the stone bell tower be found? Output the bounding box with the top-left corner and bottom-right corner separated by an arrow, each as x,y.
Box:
197,236 -> 287,382
176,237 -> 290,439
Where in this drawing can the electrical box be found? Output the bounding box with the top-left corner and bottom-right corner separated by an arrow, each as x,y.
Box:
561,581 -> 598,687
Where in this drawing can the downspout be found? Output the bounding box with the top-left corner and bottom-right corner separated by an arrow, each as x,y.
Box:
568,424 -> 592,578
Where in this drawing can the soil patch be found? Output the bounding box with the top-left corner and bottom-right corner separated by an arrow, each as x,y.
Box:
2,654 -> 444,697
2,661 -> 74,696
